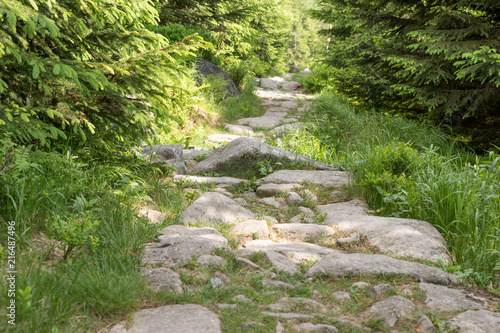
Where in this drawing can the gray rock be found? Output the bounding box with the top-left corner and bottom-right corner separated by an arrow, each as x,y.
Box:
369,296 -> 416,327
260,78 -> 279,89
196,255 -> 227,267
306,253 -> 451,285
332,291 -> 351,303
302,217 -> 315,223
271,224 -> 334,241
207,134 -> 241,143
238,116 -> 284,129
216,303 -> 238,309
318,200 -> 369,221
230,219 -> 270,240
258,197 -> 281,208
142,225 -> 227,267
324,215 -> 452,264
225,124 -> 254,136
286,192 -> 304,205
303,189 -> 318,203
241,239 -> 342,261
178,192 -> 254,225
276,321 -> 285,333
337,232 -> 361,244
351,281 -> 370,289
289,214 -> 303,223
260,170 -> 351,187
262,312 -> 314,320
212,187 -> 232,197
419,283 -> 484,312
262,99 -> 281,106
243,321 -> 265,328
210,271 -> 231,288
191,137 -> 334,174
256,183 -> 303,198
197,59 -> 239,97
294,323 -> 339,333
281,100 -> 299,108
141,144 -> 187,174
233,294 -> 252,303
262,279 -> 295,290
263,251 -> 300,275
138,208 -> 167,224
235,257 -> 262,269
183,149 -> 212,165
282,118 -> 298,124
281,81 -> 302,91
298,206 -> 315,217
233,198 -> 247,205
370,283 -> 393,296
447,310 -> 500,333
109,304 -> 221,332
174,175 -> 248,190
270,123 -> 305,138
267,297 -> 330,314
142,267 -> 183,293
416,315 -> 435,333
264,111 -> 288,118
263,215 -> 279,225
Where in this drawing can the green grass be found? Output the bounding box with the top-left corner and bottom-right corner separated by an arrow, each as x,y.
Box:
270,91 -> 500,289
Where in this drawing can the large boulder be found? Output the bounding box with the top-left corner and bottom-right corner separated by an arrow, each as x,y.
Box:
142,225 -> 228,267
141,144 -> 187,174
178,192 -> 255,225
447,310 -> 500,333
109,304 -> 221,333
259,170 -> 352,187
196,59 -> 239,98
324,215 -> 451,264
307,253 -> 451,285
190,137 -> 335,175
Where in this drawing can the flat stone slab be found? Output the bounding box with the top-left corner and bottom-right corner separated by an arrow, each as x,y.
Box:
224,124 -> 254,136
259,170 -> 351,187
270,123 -> 305,138
369,296 -> 416,327
191,137 -> 334,175
207,134 -> 241,143
267,297 -> 331,314
258,197 -> 281,208
306,253 -> 451,285
238,116 -> 283,129
263,251 -> 300,275
239,240 -> 342,261
325,215 -> 451,264
109,304 -> 221,333
419,283 -> 484,312
178,192 -> 254,225
256,183 -> 303,197
447,310 -> 500,333
294,323 -> 338,333
263,111 -> 288,118
271,224 -> 335,241
262,312 -> 314,320
142,267 -> 183,293
196,255 -> 227,267
142,225 -> 227,267
318,200 -> 369,221
174,175 -> 248,190
230,219 -> 270,240
281,99 -> 299,108
260,78 -> 280,89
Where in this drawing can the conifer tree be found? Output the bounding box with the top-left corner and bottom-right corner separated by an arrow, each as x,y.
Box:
0,0 -> 202,148
312,0 -> 500,147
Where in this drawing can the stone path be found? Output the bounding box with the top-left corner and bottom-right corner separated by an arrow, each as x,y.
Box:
114,76 -> 499,332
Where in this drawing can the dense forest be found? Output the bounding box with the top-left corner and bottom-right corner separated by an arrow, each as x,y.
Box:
1,1 -> 499,332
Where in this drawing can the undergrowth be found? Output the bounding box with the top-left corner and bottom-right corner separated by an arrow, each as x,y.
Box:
272,91 -> 500,290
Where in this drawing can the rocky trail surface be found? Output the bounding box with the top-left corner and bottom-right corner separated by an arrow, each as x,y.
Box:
110,77 -> 500,333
